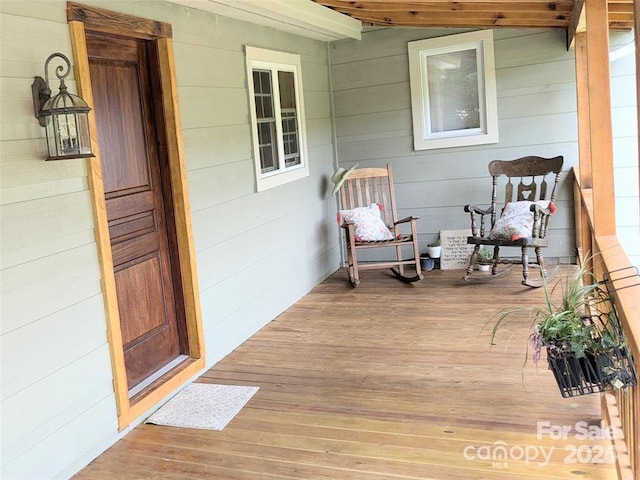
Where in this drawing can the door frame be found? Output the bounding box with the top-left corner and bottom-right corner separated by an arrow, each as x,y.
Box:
67,2 -> 205,430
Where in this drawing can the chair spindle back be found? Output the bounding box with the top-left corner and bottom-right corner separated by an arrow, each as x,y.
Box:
339,166 -> 398,227
488,156 -> 563,225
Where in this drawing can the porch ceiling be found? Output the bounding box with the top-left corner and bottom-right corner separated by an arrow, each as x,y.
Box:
164,1 -> 633,42
312,0 -> 635,30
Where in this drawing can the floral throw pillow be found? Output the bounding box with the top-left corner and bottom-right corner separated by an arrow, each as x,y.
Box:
488,200 -> 557,241
337,203 -> 394,242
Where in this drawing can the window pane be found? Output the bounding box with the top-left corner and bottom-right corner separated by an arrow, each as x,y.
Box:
278,71 -> 296,109
257,120 -> 278,172
278,71 -> 301,167
253,69 -> 279,172
426,49 -> 480,133
253,69 -> 274,119
254,70 -> 271,94
281,111 -> 300,167
255,96 -> 264,118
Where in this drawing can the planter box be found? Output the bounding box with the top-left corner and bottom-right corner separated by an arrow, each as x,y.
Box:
547,346 -> 637,398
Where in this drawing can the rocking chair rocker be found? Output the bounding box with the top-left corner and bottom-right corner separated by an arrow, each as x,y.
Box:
336,164 -> 423,287
463,155 -> 563,287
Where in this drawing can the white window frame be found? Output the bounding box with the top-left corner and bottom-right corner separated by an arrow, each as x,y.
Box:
408,30 -> 498,151
245,46 -> 309,192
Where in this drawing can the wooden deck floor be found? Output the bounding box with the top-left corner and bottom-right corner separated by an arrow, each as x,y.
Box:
75,268 -> 618,479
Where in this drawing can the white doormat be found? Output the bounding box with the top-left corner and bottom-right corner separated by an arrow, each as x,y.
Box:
145,383 -> 259,430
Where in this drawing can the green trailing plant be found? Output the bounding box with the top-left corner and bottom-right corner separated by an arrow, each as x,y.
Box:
486,256 -> 635,392
476,247 -> 494,264
490,258 -> 598,359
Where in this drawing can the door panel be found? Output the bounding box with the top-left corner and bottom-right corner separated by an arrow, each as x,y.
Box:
87,32 -> 185,392
91,63 -> 150,195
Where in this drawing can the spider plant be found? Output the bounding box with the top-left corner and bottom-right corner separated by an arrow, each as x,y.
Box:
487,257 -> 613,364
486,255 -> 635,392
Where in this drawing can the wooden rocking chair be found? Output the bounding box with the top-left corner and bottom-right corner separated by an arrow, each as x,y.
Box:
463,155 -> 563,287
336,164 -> 423,287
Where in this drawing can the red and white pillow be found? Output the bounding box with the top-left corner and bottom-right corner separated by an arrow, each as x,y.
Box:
488,200 -> 557,241
337,203 -> 394,242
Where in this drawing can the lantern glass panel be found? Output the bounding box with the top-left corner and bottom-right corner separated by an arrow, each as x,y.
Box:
77,113 -> 92,155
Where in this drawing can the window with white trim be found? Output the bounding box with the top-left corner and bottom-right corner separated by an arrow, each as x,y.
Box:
245,46 -> 309,191
408,30 -> 498,151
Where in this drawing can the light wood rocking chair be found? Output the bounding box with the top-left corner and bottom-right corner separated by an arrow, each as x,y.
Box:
463,155 -> 564,287
336,164 -> 423,288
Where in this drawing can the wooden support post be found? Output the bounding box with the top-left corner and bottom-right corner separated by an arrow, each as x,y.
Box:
635,0 -> 640,222
574,31 -> 593,263
583,0 -> 616,236
575,33 -> 592,189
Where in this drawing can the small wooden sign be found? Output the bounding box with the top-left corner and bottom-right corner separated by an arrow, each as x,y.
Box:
440,229 -> 474,270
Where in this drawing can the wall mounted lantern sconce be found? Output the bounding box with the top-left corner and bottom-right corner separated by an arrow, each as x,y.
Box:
32,53 -> 94,161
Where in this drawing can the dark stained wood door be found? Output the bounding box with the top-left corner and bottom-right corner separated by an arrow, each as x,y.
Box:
86,32 -> 186,393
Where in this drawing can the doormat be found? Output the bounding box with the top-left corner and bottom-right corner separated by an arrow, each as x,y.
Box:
145,383 -> 259,430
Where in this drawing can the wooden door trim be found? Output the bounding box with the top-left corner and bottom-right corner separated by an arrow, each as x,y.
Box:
156,36 -> 205,359
68,2 -> 172,39
68,7 -> 205,430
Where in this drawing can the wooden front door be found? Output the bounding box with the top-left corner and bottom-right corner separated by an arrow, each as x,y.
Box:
86,31 -> 187,394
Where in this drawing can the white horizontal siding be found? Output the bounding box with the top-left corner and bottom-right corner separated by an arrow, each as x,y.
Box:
0,244 -> 102,334
1,1 -> 339,479
182,124 -> 252,172
2,393 -> 117,480
1,5 -> 114,479
1,345 -> 113,464
330,28 -> 583,259
610,31 -> 639,270
1,295 -> 107,401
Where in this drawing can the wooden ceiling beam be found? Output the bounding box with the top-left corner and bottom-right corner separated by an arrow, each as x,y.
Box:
608,3 -> 634,12
314,0 -> 632,32
318,1 -> 574,13
323,10 -> 572,27
607,23 -> 634,31
352,18 -> 570,28
608,1 -> 634,27
320,0 -> 569,3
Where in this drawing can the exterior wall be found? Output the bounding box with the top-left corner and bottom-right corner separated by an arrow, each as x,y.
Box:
0,1 -> 339,478
330,27 -> 580,261
610,31 -> 639,270
329,27 -> 639,267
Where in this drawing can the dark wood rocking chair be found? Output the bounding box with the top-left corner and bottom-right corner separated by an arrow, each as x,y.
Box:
336,164 -> 423,288
463,155 -> 564,287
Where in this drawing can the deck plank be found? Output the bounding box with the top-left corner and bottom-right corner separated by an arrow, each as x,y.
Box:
74,268 -> 618,479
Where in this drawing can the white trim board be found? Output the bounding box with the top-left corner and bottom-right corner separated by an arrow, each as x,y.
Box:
165,0 -> 362,41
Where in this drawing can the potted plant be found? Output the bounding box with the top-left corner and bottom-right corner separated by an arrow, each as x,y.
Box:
487,258 -> 636,397
425,237 -> 441,259
475,247 -> 494,272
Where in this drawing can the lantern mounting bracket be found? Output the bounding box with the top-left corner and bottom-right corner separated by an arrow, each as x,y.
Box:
32,76 -> 50,127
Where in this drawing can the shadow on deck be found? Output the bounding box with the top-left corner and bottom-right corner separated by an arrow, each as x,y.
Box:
75,267 -> 618,479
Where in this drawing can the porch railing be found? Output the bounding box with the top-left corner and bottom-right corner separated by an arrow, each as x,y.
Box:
573,167 -> 640,480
